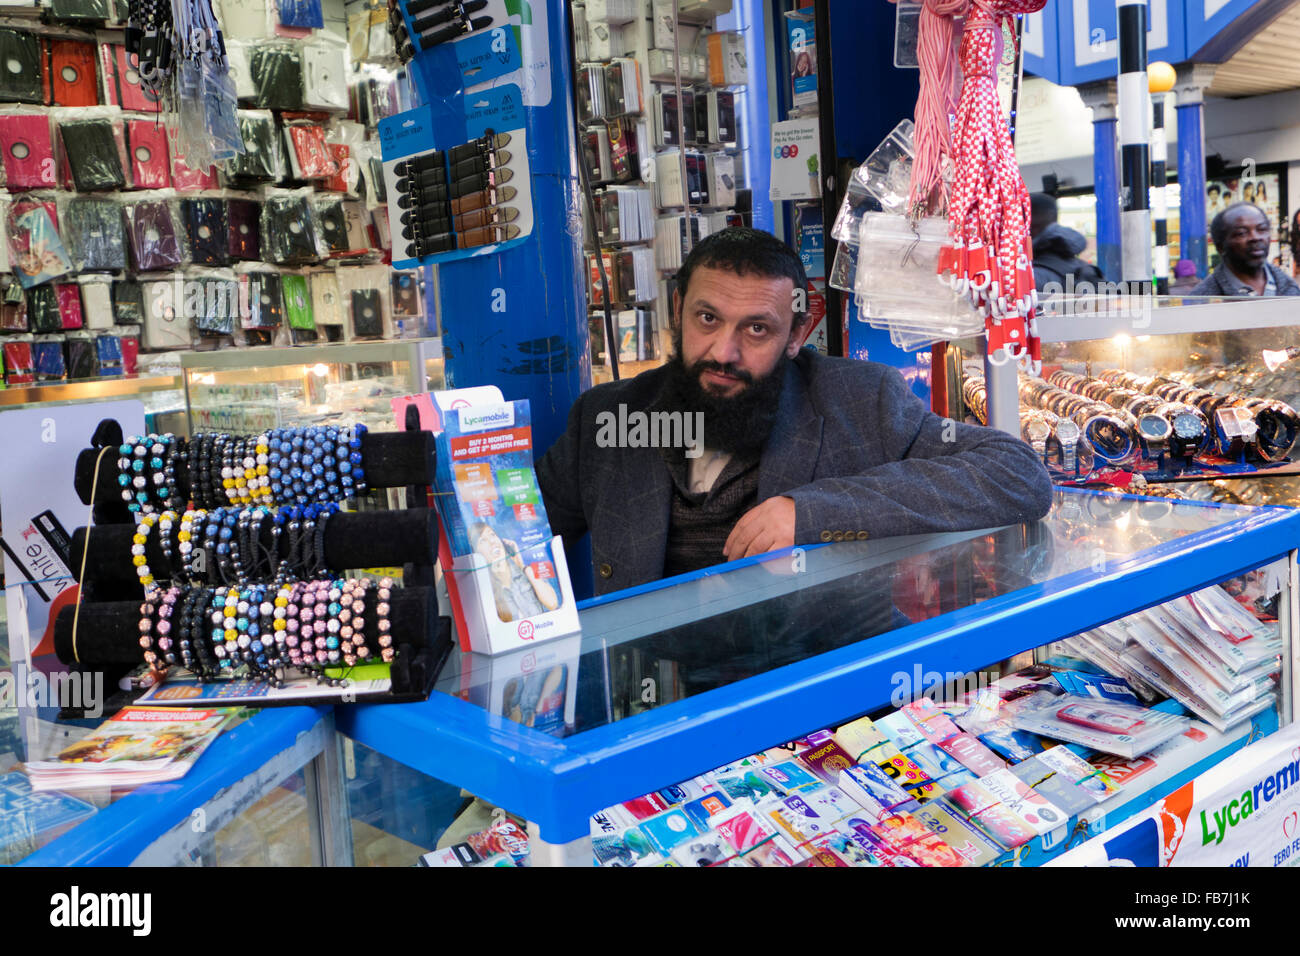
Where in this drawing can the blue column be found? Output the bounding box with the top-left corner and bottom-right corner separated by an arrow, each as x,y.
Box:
436,1 -> 590,456
1176,100 -> 1208,276
1094,115 -> 1123,282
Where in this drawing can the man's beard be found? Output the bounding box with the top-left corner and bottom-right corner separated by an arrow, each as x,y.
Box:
654,328 -> 789,455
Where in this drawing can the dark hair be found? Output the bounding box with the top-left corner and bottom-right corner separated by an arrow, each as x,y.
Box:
673,227 -> 809,326
1208,184 -> 1221,196
1029,192 -> 1058,221
1210,202 -> 1269,251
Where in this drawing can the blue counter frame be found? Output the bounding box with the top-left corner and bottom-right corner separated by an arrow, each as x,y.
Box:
336,493 -> 1300,843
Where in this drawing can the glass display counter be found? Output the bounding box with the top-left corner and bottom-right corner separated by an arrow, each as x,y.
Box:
181,339 -> 445,435
335,488 -> 1300,864
0,374 -> 187,434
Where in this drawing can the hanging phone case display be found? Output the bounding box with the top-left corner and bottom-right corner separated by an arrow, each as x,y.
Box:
284,123 -> 337,180
64,331 -> 97,377
216,0 -> 272,39
186,269 -> 238,334
55,282 -> 83,329
261,191 -> 321,265
225,110 -> 285,183
277,0 -> 322,29
182,198 -> 230,265
172,154 -> 219,191
139,274 -> 192,349
96,332 -> 123,374
7,201 -> 74,288
281,272 -> 314,331
98,43 -> 162,113
314,196 -> 354,256
80,277 -> 114,329
351,288 -> 382,338
45,40 -> 99,109
0,30 -> 44,105
3,338 -> 34,383
322,142 -> 351,192
301,39 -> 348,111
125,119 -> 171,190
119,327 -> 139,372
112,279 -> 146,325
309,269 -> 341,327
125,200 -> 185,271
341,201 -> 370,253
0,113 -> 57,191
241,270 -> 284,329
26,283 -> 61,333
50,0 -> 114,20
249,44 -> 304,111
32,336 -> 65,381
0,277 -> 27,332
58,117 -> 128,192
226,198 -> 261,259
64,198 -> 128,272
391,271 -> 420,317
380,84 -> 533,268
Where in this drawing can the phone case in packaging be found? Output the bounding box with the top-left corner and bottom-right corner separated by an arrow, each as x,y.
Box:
314,197 -> 351,255
226,198 -> 261,259
46,40 -> 99,108
80,278 -> 113,329
309,270 -> 341,325
284,124 -> 336,180
188,271 -> 238,335
0,277 -> 27,331
125,201 -> 184,271
64,198 -> 127,271
217,0 -> 273,39
182,198 -> 230,265
322,143 -> 351,192
225,111 -> 284,182
350,288 -> 381,338
140,275 -> 191,350
65,333 -> 96,378
242,271 -> 283,328
172,154 -> 219,191
3,339 -> 34,384
111,279 -> 145,324
341,201 -> 368,252
0,30 -> 44,105
59,118 -> 127,191
391,271 -> 419,316
96,333 -> 123,375
8,201 -> 73,288
1012,694 -> 1191,759
261,193 -> 320,264
32,337 -> 65,381
125,119 -> 170,189
249,45 -> 303,111
301,40 -> 347,110
281,273 -> 313,330
119,328 -> 138,372
55,282 -> 83,329
0,114 -> 56,190
25,283 -> 60,332
99,43 -> 162,113
277,0 -> 323,30
50,0 -> 114,19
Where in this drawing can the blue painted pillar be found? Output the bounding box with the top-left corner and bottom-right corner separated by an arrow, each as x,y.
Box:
717,0 -> 773,231
1078,81 -> 1121,282
435,1 -> 590,456
1175,64 -> 1216,277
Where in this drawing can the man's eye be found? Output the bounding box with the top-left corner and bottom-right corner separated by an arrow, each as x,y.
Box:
749,324 -> 769,336
698,312 -> 716,324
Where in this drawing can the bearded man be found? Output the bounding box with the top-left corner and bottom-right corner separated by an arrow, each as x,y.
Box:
537,227 -> 1053,595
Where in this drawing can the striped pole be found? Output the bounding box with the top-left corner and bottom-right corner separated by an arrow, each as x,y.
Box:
1117,0 -> 1151,294
1150,93 -> 1169,293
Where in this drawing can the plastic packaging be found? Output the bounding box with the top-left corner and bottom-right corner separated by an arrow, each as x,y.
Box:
7,200 -> 73,288
226,198 -> 262,259
224,110 -> 286,183
111,279 -> 146,325
64,332 -> 97,378
336,264 -> 390,340
182,198 -> 230,265
32,336 -> 65,381
277,0 -> 323,29
140,274 -> 193,350
3,337 -> 34,384
281,272 -> 314,330
64,198 -> 128,271
834,120 -> 915,238
284,123 -> 337,179
301,36 -> 348,111
240,271 -> 284,329
313,196 -> 352,256
80,277 -> 114,330
249,44 -> 303,111
96,333 -> 124,376
172,153 -> 220,191
119,326 -> 139,373
50,0 -> 115,21
26,283 -> 61,333
309,270 -> 342,325
124,200 -> 185,271
261,190 -> 322,265
216,0 -> 273,39
58,116 -> 128,191
98,42 -> 163,113
0,113 -> 57,191
126,118 -> 171,190
184,267 -> 239,335
1012,694 -> 1191,759
0,276 -> 27,331
56,282 -> 83,329
0,30 -> 44,105
45,39 -> 99,108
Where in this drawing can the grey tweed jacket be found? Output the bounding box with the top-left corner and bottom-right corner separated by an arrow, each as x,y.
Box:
537,349 -> 1054,595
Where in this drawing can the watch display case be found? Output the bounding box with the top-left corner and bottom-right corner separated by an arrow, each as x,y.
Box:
181,339 -> 445,435
332,488 -> 1300,865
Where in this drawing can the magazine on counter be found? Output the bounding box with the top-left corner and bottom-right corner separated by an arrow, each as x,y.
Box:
24,706 -> 239,791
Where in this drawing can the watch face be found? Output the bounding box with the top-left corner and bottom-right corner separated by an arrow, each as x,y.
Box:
1172,412 -> 1202,440
1054,420 -> 1080,444
1139,414 -> 1171,440
1024,420 -> 1051,443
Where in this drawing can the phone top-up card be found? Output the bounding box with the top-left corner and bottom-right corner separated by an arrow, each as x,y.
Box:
874,751 -> 941,803
903,698 -> 1007,776
758,759 -> 821,791
1036,745 -> 1121,802
741,832 -> 807,867
713,806 -> 781,854
833,715 -> 890,762
682,792 -> 732,830
911,798 -> 1004,866
670,831 -> 735,867
1008,756 -> 1095,816
837,762 -> 920,820
712,770 -> 777,804
638,808 -> 701,855
977,768 -> 1069,836
767,788 -> 842,844
621,792 -> 671,821
593,826 -> 660,866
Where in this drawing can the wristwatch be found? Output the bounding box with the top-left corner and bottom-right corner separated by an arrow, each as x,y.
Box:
1051,418 -> 1083,474
1214,404 -> 1259,459
1137,412 -> 1172,459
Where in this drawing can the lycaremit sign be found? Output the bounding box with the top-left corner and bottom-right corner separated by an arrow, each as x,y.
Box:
1200,752 -> 1300,847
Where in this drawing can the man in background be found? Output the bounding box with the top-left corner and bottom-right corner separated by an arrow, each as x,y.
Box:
1192,203 -> 1300,297
1030,193 -> 1104,293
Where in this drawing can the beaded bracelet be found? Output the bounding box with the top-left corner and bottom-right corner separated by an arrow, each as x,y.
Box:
376,575 -> 394,662
133,510 -> 177,595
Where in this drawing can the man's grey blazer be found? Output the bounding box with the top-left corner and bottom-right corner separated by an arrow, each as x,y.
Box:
537,349 -> 1054,596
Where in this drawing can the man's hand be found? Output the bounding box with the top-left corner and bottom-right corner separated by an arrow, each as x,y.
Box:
724,496 -> 796,562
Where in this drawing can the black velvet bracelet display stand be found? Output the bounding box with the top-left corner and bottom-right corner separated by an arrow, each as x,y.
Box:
57,416 -> 454,708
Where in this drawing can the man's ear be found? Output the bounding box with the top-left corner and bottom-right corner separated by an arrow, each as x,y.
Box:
787,313 -> 812,356
670,289 -> 683,332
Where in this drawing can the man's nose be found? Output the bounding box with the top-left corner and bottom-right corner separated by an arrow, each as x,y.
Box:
707,328 -> 743,366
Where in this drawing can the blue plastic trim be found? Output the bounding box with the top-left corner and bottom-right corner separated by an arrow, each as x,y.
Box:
20,706 -> 329,866
339,500 -> 1300,842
